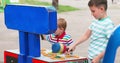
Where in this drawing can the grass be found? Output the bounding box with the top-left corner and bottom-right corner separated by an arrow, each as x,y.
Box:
26,1 -> 51,6
20,0 -> 80,13
58,5 -> 79,13
0,0 -> 79,13
0,7 -> 4,13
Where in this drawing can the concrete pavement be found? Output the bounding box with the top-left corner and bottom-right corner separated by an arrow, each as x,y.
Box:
0,0 -> 120,63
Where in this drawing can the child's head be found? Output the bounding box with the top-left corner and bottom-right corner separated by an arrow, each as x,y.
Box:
55,18 -> 67,36
88,0 -> 107,20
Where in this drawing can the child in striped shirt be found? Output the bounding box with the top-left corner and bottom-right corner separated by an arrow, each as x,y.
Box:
67,0 -> 114,63
46,18 -> 73,46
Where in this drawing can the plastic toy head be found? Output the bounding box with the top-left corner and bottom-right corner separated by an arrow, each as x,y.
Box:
52,43 -> 67,53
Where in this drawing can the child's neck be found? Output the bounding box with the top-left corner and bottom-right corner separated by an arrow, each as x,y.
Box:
99,13 -> 107,20
58,32 -> 64,36
55,32 -> 65,38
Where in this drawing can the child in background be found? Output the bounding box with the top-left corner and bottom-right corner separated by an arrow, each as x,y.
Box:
67,0 -> 114,63
46,18 -> 73,46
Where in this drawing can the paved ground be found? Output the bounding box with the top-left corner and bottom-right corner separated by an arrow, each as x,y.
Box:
0,0 -> 120,63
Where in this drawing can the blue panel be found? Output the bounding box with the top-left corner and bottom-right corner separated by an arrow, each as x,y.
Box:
4,4 -> 57,34
18,54 -> 26,63
49,11 -> 57,34
27,56 -> 32,63
103,26 -> 120,63
19,31 -> 29,55
28,33 -> 40,57
18,54 -> 32,63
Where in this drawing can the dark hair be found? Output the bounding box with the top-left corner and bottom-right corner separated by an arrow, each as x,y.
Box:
88,0 -> 107,11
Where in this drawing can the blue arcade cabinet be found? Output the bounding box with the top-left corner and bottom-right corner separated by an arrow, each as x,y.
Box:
4,4 -> 57,63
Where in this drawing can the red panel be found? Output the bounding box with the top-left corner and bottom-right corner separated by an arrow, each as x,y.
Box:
4,51 -> 18,63
32,57 -> 88,63
32,58 -> 48,63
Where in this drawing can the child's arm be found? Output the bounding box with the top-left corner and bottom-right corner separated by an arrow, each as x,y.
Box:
92,51 -> 105,63
68,29 -> 91,52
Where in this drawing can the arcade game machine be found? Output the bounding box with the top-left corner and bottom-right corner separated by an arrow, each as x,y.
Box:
4,4 -> 88,63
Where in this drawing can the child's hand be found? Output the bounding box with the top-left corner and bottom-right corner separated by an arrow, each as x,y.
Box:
92,56 -> 101,63
66,45 -> 76,53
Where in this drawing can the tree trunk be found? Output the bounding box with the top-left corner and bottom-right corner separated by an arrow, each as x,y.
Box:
52,0 -> 59,10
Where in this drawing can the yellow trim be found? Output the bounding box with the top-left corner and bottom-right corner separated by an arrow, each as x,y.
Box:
58,43 -> 64,53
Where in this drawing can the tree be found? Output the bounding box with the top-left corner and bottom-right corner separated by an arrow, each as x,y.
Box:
52,0 -> 59,10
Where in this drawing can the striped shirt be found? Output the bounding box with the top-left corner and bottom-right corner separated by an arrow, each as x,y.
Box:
88,17 -> 114,59
46,32 -> 73,46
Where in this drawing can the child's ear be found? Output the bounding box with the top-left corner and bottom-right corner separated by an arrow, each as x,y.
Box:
100,6 -> 104,11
